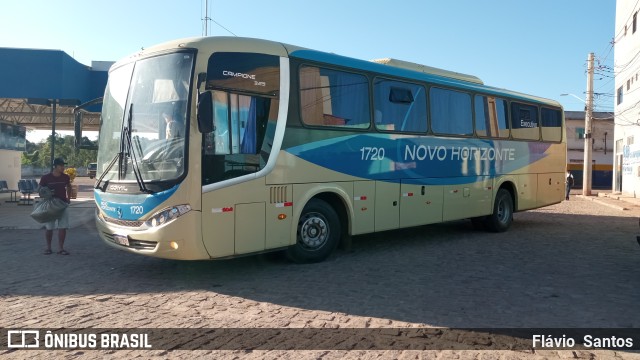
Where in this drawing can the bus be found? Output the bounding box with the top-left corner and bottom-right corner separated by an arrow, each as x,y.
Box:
76,36 -> 566,263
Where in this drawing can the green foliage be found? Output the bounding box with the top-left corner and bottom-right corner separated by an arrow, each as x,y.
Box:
23,133 -> 97,168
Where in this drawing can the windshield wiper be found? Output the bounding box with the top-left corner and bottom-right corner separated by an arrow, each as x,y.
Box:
124,104 -> 151,194
95,104 -> 151,194
95,105 -> 128,190
94,152 -> 120,191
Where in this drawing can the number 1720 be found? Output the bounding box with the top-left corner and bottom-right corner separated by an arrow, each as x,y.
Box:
360,147 -> 385,160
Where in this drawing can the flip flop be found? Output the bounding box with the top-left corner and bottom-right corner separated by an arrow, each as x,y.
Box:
44,249 -> 52,255
57,250 -> 70,255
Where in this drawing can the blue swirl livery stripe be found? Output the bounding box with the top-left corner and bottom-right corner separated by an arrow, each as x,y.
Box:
285,134 -> 551,185
95,185 -> 179,221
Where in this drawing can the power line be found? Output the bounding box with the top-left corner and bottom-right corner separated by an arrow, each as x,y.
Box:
212,19 -> 238,37
201,0 -> 237,37
613,0 -> 640,43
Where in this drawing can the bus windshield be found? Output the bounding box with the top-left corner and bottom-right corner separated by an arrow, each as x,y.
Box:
97,52 -> 194,186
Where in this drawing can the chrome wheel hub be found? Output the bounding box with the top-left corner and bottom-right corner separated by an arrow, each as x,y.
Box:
300,213 -> 329,250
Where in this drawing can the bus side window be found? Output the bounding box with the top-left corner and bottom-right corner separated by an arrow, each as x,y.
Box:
213,91 -> 231,155
430,87 -> 473,136
511,102 -> 540,140
474,95 -> 509,138
541,107 -> 562,142
203,91 -> 273,184
299,66 -> 370,129
374,79 -> 427,133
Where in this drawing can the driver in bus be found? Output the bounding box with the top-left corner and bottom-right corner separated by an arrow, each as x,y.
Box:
163,112 -> 182,139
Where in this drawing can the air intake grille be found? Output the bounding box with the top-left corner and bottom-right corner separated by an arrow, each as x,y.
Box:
103,216 -> 144,228
270,186 -> 288,204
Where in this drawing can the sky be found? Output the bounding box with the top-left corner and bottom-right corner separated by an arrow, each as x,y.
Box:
1,0 -> 615,142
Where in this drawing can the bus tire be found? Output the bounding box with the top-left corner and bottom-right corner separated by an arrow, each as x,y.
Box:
484,189 -> 513,232
287,199 -> 340,263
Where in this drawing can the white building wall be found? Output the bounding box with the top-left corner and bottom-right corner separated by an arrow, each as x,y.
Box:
615,0 -> 640,196
0,150 -> 22,189
565,114 -> 614,187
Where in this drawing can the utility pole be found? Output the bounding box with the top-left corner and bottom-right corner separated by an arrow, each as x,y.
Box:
202,0 -> 211,36
50,100 -> 57,169
583,52 -> 594,196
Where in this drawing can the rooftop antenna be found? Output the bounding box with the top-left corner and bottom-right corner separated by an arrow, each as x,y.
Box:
202,0 -> 211,36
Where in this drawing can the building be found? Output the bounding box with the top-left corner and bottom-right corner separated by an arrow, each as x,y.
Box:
614,0 -> 640,196
0,48 -> 109,190
565,111 -> 614,188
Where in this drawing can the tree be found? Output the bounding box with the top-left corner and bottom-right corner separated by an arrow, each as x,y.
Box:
22,133 -> 97,168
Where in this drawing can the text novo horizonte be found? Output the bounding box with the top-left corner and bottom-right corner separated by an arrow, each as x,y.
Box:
405,145 -> 516,162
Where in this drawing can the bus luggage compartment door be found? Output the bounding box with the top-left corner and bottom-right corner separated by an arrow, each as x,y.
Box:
537,173 -> 564,206
374,181 -> 399,232
235,202 -> 266,254
400,180 -> 443,228
442,177 -> 492,221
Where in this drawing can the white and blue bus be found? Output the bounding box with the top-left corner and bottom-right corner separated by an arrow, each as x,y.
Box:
76,37 -> 566,263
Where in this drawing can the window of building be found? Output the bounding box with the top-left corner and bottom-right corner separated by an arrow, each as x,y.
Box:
510,102 -> 540,140
576,127 -> 585,140
373,78 -> 427,132
540,107 -> 562,142
429,87 -> 473,135
474,95 -> 509,138
629,135 -> 636,145
618,86 -> 624,105
299,66 -> 370,129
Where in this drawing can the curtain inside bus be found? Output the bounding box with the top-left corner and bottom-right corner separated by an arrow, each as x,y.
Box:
202,91 -> 276,185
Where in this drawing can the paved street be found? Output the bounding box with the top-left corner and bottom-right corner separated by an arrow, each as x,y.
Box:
1,179 -> 640,359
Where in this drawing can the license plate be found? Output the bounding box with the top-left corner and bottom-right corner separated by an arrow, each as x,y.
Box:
113,234 -> 129,246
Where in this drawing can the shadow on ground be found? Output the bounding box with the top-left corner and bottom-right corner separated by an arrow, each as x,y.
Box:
2,202 -> 639,328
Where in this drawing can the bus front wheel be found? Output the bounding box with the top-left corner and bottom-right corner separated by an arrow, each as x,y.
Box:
287,199 -> 340,263
484,189 -> 513,232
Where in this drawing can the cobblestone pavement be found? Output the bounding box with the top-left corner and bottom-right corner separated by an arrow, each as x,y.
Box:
1,192 -> 640,359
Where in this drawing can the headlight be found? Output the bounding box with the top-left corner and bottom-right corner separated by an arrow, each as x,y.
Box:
145,204 -> 192,228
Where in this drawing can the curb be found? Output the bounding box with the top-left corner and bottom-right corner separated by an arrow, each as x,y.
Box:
575,195 -> 629,211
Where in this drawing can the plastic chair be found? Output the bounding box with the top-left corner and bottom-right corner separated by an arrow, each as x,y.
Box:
18,180 -> 33,205
0,180 -> 19,202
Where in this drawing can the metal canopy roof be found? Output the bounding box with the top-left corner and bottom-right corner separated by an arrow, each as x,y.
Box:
0,48 -> 109,131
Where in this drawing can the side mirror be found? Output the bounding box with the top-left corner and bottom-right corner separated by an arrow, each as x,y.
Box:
196,72 -> 207,91
73,97 -> 102,150
197,91 -> 213,133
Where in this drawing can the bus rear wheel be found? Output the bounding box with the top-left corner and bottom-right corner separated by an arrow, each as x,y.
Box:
484,189 -> 513,232
287,199 -> 340,263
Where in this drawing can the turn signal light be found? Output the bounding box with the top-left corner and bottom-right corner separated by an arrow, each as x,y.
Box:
278,214 -> 287,220
170,241 -> 179,250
